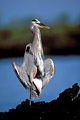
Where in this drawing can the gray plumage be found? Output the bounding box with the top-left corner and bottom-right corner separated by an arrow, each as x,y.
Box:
12,19 -> 54,105
12,53 -> 55,99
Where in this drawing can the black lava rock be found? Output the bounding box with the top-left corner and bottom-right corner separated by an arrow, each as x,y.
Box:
0,83 -> 80,120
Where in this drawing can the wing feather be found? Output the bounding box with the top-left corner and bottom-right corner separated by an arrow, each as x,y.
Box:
12,62 -> 40,99
42,59 -> 55,89
12,62 -> 31,91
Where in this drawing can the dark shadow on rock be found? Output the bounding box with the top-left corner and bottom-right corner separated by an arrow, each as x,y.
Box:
0,83 -> 80,120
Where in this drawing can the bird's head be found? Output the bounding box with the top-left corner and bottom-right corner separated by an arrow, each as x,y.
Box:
31,19 -> 50,29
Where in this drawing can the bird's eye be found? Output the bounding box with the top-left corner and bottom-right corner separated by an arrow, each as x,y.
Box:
26,46 -> 30,52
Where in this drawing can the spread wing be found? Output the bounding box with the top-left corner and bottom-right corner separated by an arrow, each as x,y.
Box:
42,59 -> 55,89
12,62 -> 31,91
12,62 -> 41,99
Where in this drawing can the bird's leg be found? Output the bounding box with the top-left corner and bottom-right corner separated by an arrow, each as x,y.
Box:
29,88 -> 31,106
29,81 -> 33,106
39,96 -> 41,104
29,82 -> 32,106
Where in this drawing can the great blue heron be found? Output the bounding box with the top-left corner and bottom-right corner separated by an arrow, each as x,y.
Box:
12,19 -> 55,105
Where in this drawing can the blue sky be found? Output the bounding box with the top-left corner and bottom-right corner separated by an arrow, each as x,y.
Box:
0,0 -> 80,25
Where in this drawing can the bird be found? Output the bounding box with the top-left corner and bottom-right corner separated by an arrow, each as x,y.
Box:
12,19 -> 55,105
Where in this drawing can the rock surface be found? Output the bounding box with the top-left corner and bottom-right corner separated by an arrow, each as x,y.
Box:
0,83 -> 80,120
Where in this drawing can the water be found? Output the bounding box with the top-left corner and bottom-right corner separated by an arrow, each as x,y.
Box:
0,56 -> 80,112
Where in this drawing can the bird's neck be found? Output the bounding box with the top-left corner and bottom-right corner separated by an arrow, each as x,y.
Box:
32,26 -> 42,49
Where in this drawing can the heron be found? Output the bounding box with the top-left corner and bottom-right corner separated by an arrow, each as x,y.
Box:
12,19 -> 55,105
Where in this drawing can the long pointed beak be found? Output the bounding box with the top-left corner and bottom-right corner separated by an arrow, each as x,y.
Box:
38,23 -> 50,29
